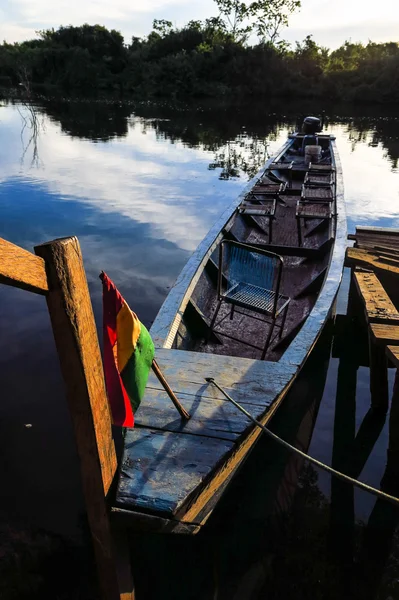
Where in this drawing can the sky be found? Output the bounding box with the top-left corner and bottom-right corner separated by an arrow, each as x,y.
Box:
0,0 -> 398,49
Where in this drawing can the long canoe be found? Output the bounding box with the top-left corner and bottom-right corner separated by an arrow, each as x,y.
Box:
112,122 -> 346,533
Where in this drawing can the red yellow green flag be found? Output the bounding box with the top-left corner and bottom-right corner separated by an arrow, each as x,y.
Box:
101,272 -> 155,427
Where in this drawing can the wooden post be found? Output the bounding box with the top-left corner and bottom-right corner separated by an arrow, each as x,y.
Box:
34,237 -> 134,600
368,328 -> 389,413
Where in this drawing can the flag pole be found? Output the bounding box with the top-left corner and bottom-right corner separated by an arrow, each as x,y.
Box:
152,359 -> 191,420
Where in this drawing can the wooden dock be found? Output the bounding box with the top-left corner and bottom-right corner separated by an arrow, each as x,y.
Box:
345,226 -> 399,412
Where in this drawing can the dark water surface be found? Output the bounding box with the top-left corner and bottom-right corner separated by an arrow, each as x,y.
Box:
1,98 -> 399,599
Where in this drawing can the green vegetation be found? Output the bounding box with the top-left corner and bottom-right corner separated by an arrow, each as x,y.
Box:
0,19 -> 398,103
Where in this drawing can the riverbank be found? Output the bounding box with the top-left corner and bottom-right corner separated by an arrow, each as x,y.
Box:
1,25 -> 398,104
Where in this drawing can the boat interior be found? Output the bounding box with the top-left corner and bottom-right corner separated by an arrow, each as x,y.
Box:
172,125 -> 337,362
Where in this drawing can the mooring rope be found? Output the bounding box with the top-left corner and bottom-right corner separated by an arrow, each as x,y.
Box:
205,377 -> 399,508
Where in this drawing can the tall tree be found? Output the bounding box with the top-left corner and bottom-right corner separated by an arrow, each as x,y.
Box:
213,0 -> 301,43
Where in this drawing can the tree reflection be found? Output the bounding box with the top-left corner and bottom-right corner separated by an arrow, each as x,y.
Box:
40,98 -> 133,141
17,97 -> 399,176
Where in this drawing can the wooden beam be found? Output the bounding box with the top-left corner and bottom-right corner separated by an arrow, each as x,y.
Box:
386,345 -> 399,368
353,271 -> 399,324
370,324 -> 399,346
111,507 -> 201,534
346,247 -> 399,276
0,237 -> 49,295
368,328 -> 389,412
34,237 -> 132,600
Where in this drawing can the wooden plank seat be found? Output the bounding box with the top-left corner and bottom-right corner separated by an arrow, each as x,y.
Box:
304,172 -> 334,187
301,185 -> 333,203
268,161 -> 294,187
308,162 -> 335,173
252,181 -> 286,196
239,198 -> 276,241
269,161 -> 294,171
295,200 -> 332,247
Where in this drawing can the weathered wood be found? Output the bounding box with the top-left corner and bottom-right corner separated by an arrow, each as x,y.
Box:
111,507 -> 201,534
181,369 -> 296,523
117,427 -> 234,516
0,237 -> 49,295
374,245 -> 399,256
368,328 -> 389,412
294,267 -> 327,299
136,388 -> 249,441
304,218 -> 329,238
370,323 -> 399,346
386,345 -> 399,368
34,237 -> 128,600
378,255 -> 399,268
145,348 -> 297,408
353,271 -> 399,324
240,212 -> 270,233
346,247 -> 399,276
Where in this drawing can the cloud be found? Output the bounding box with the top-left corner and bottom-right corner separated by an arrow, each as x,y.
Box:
0,104 -> 243,252
1,0 -> 398,45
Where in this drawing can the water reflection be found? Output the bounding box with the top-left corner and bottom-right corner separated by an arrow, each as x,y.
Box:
0,98 -> 399,598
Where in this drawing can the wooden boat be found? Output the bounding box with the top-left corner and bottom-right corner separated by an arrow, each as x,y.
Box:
113,116 -> 347,532
0,116 -> 345,599
135,324 -> 334,600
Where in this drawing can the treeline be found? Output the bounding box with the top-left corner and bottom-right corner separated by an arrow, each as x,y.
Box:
1,23 -> 399,102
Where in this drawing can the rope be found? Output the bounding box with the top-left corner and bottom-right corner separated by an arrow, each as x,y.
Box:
205,377 -> 399,508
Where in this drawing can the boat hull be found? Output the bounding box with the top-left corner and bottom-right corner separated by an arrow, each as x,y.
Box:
114,135 -> 346,532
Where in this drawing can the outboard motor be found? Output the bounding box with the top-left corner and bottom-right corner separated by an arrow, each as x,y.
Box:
300,116 -> 322,162
302,116 -> 322,134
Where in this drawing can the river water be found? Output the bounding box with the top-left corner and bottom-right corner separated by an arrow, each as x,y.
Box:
0,97 -> 399,599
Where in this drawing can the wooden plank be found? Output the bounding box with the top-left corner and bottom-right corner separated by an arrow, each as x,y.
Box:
386,345 -> 399,368
294,267 -> 327,299
111,507 -> 201,534
356,226 -> 399,237
368,328 -> 388,412
34,237 -> 127,600
353,271 -> 399,324
345,248 -> 399,275
374,245 -> 399,256
116,427 -> 234,516
136,388 -> 251,441
147,348 -> 297,408
117,348 -> 297,521
0,237 -> 49,295
379,255 -> 399,267
370,324 -> 399,345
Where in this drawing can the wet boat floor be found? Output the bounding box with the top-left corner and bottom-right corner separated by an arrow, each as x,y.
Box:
187,184 -> 332,362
